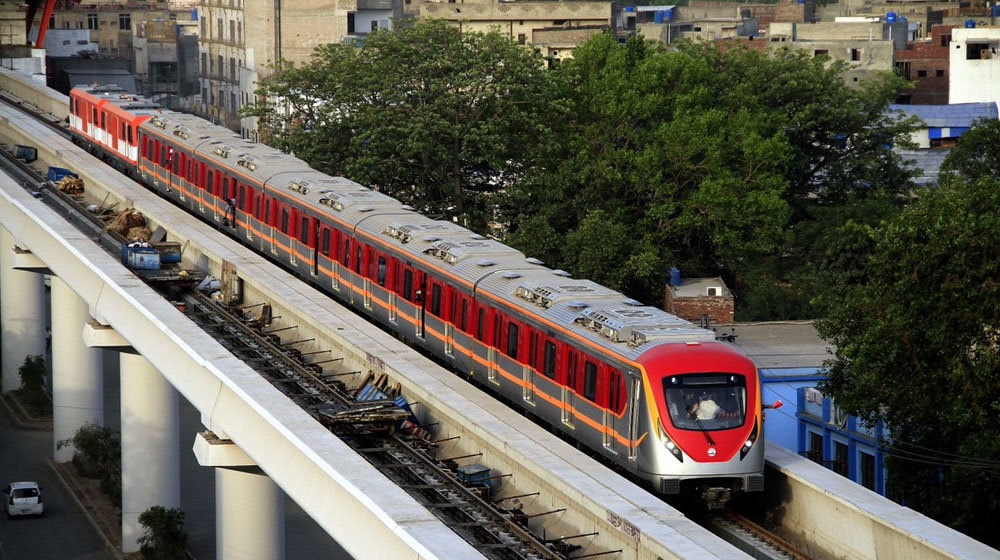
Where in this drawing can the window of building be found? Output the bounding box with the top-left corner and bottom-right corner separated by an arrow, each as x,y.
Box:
940,34 -> 951,47
119,13 -> 130,31
813,49 -> 828,57
807,431 -> 823,464
936,69 -> 945,77
217,18 -> 223,39
517,33 -> 526,45
851,48 -> 861,61
87,13 -> 98,30
860,451 -> 876,490
833,441 -> 849,477
917,69 -> 927,77
967,42 -> 995,60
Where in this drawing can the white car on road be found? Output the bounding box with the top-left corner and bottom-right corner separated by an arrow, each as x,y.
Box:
3,481 -> 44,518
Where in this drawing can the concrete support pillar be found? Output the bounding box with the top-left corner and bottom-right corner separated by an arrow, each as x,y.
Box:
120,352 -> 180,554
217,467 -> 285,560
0,227 -> 46,393
51,276 -> 103,461
194,433 -> 284,560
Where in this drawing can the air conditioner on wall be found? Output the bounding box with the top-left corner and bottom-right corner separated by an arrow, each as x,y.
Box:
706,287 -> 722,296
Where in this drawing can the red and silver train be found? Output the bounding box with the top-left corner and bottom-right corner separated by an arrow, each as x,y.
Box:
68,84 -> 773,507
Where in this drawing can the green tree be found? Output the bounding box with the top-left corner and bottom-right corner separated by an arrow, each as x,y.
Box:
57,423 -> 122,504
14,354 -> 50,416
815,175 -> 1000,548
505,36 -> 915,308
939,117 -> 1000,182
245,19 -> 565,231
138,506 -> 188,560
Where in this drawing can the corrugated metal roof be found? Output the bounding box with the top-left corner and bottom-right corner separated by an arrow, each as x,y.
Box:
64,69 -> 136,94
889,102 -> 999,129
897,149 -> 950,186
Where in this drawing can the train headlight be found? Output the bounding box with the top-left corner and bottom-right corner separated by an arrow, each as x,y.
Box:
658,422 -> 684,463
739,419 -> 760,460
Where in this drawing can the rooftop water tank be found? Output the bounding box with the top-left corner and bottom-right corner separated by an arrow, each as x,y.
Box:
966,19 -> 976,28
669,267 -> 681,287
886,11 -> 896,22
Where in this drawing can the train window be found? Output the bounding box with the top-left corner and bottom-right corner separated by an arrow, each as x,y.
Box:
566,351 -> 578,389
92,107 -> 97,125
321,228 -> 331,256
206,170 -> 214,192
101,111 -> 106,129
222,177 -> 230,199
543,342 -> 556,379
493,314 -> 502,349
506,323 -> 519,359
120,123 -> 125,141
342,239 -> 351,267
127,125 -> 133,144
300,216 -> 309,244
450,291 -> 460,326
609,369 -> 625,414
280,208 -> 290,233
355,244 -> 363,274
460,298 -> 468,331
377,256 -> 387,286
583,361 -> 598,402
430,284 -> 442,316
663,374 -> 747,430
403,268 -> 412,299
477,308 -> 485,341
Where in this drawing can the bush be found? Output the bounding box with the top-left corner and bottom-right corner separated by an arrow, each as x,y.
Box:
14,354 -> 50,417
137,506 -> 188,560
57,423 -> 121,503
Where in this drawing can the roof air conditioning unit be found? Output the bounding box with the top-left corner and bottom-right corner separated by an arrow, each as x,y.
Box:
706,287 -> 721,296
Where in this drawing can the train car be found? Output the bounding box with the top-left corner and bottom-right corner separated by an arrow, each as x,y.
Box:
68,85 -> 773,507
69,85 -> 161,170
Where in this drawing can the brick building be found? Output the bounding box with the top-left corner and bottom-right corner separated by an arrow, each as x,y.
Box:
663,276 -> 735,327
895,24 -> 955,104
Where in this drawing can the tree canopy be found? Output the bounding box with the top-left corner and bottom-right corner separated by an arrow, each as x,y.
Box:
815,157 -> 1000,545
502,35 -> 916,307
244,19 -> 564,231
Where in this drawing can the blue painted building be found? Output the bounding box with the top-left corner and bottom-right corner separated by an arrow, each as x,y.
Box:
727,322 -> 889,495
891,101 -> 998,185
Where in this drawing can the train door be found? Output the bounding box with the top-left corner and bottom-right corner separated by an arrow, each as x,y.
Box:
310,218 -> 320,277
267,199 -> 278,255
523,330 -> 537,405
603,367 -> 624,453
561,349 -> 578,428
416,274 -> 427,339
363,247 -> 374,311
627,374 -> 641,461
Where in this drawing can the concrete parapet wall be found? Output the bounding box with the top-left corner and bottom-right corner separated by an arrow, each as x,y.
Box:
765,446 -> 998,560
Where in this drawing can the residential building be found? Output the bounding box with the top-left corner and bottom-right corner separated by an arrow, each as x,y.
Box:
891,101 -> 998,185
894,24 -> 955,104
949,26 -> 1000,110
768,20 -> 897,87
736,322 -> 889,496
419,2 -> 612,62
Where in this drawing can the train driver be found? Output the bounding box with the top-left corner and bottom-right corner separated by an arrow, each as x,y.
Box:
688,392 -> 720,420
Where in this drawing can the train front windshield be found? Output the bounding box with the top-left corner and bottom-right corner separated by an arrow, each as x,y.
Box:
663,374 -> 747,430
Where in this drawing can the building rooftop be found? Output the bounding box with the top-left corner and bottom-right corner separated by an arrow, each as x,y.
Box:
728,321 -> 832,370
898,149 -> 950,186
889,102 -> 999,129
